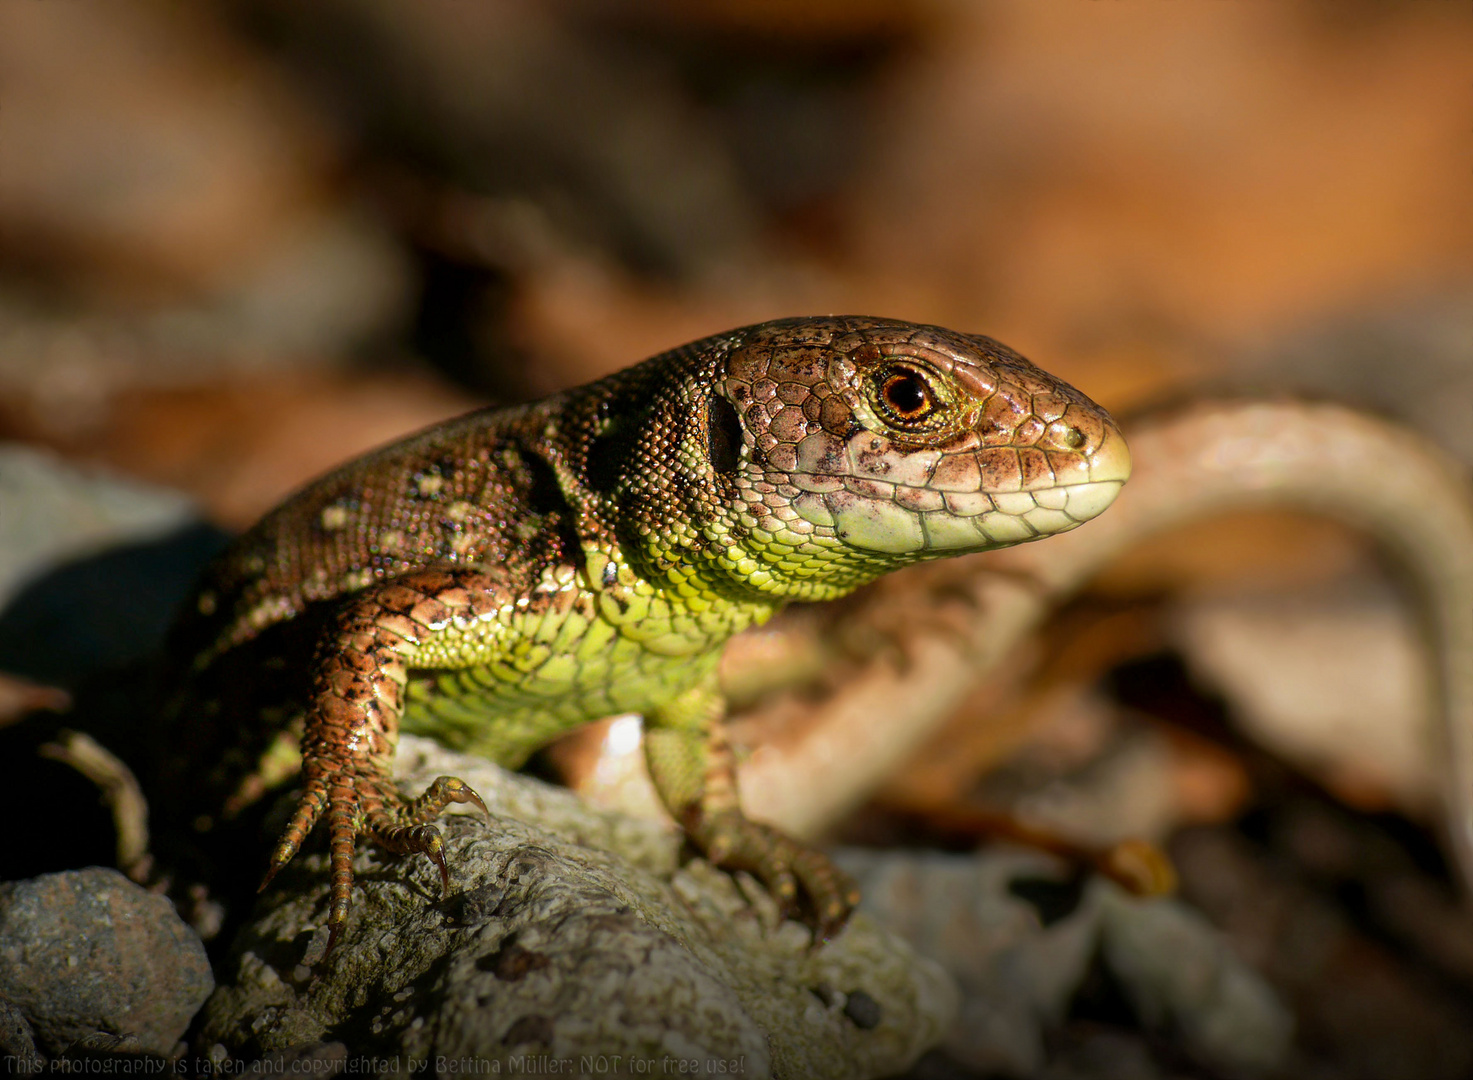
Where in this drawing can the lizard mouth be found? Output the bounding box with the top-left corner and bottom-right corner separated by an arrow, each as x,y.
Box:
791,424 -> 1132,555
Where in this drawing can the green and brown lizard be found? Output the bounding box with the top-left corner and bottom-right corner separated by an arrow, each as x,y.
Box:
157,316 -> 1131,949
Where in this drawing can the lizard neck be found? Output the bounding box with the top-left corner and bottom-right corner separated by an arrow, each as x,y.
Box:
621,501 -> 909,608
580,542 -> 780,654
531,342 -> 915,610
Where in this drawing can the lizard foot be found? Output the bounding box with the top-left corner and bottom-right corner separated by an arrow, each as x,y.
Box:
681,806 -> 860,943
259,770 -> 486,953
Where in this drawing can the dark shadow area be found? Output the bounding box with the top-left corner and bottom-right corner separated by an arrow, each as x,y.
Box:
0,523 -> 229,880
0,522 -> 229,688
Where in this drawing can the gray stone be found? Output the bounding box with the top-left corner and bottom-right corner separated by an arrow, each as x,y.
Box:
0,444 -> 195,609
0,999 -> 39,1060
1098,884 -> 1293,1076
839,848 -> 1099,1077
838,848 -> 1293,1078
198,736 -> 956,1079
0,866 -> 214,1055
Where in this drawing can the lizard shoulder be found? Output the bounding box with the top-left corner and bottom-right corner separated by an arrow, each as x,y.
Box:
177,403 -> 586,668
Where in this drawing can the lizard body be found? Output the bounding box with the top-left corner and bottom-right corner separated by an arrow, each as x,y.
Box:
158,316 -> 1130,948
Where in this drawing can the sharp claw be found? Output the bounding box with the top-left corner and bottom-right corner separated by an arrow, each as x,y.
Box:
445,776 -> 488,817
259,846 -> 292,892
322,886 -> 353,958
427,838 -> 452,896
467,789 -> 489,818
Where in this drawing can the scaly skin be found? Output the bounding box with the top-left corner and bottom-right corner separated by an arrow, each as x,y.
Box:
160,316 -> 1131,949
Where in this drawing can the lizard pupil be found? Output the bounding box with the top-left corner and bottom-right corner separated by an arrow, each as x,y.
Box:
881,371 -> 932,420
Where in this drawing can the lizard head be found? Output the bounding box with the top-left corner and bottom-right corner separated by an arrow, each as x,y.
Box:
692,316 -> 1131,600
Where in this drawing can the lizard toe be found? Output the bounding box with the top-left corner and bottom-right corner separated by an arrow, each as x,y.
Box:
687,807 -> 855,939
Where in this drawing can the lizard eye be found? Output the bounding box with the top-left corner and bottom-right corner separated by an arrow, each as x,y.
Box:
876,365 -> 939,424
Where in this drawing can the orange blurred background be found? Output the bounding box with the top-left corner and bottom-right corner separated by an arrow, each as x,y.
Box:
4,7 -> 1473,1070
0,0 -> 1467,526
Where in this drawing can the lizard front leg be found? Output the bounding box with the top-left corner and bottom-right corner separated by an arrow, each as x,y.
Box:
642,674 -> 859,941
259,566 -> 505,950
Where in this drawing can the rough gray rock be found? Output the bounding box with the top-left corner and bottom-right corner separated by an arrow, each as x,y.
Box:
0,866 -> 214,1055
1097,884 -> 1293,1076
197,736 -> 956,1078
839,848 -> 1293,1078
0,999 -> 39,1060
840,848 -> 1099,1077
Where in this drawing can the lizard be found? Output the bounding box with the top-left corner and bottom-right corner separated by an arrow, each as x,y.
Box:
154,315 -> 1132,951
715,400 -> 1473,900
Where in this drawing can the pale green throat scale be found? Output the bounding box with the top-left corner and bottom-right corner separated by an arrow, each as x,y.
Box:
157,316 -> 1132,949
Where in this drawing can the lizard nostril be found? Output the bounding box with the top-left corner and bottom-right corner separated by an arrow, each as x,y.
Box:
1046,421 -> 1087,451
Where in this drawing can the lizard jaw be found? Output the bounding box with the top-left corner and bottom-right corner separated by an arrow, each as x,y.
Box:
796,421 -> 1130,556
